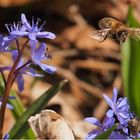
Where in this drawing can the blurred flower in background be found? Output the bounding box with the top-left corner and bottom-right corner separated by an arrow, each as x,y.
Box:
85,88 -> 138,139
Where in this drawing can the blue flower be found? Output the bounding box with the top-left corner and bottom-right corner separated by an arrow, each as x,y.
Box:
12,51 -> 43,92
0,35 -> 14,52
109,131 -> 129,139
15,61 -> 43,92
5,22 -> 26,38
85,116 -> 115,139
8,13 -> 56,41
30,40 -> 56,74
2,133 -> 9,140
103,88 -> 132,125
21,13 -> 56,40
85,88 -> 136,139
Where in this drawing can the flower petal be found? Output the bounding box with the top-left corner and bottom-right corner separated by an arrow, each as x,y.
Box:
6,103 -> 14,109
16,74 -> 24,92
112,88 -> 118,104
103,94 -> 114,109
21,13 -> 31,29
37,62 -> 56,74
36,31 -> 56,39
117,97 -> 127,108
0,102 -> 13,109
106,109 -> 114,118
85,117 -> 100,126
26,68 -> 43,77
3,133 -> 9,140
85,130 -> 99,140
109,131 -> 128,139
10,31 -> 28,36
33,42 -> 46,60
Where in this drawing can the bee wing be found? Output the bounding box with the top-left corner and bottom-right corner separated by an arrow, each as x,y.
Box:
90,28 -> 111,42
129,28 -> 140,40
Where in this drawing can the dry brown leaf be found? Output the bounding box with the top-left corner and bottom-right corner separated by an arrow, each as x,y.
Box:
48,93 -> 83,122
28,109 -> 75,140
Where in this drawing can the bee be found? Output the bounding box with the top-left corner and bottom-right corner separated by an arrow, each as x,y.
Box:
128,118 -> 140,138
91,17 -> 140,44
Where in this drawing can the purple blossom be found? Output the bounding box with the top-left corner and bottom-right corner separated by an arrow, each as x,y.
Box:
2,133 -> 9,140
85,88 -> 137,139
85,116 -> 115,139
109,131 -> 129,139
15,65 -> 43,92
0,13 -> 57,139
0,35 -> 14,52
12,51 -> 43,92
5,22 -> 26,38
8,13 -> 56,41
103,88 -> 132,125
30,40 -> 56,74
3,13 -> 56,84
21,14 -> 56,40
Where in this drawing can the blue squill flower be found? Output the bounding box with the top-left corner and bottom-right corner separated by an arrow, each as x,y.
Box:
85,88 -> 136,139
15,67 -> 42,92
12,51 -> 43,92
0,35 -> 14,52
8,13 -> 56,41
21,13 -> 56,40
85,116 -> 115,139
15,65 -> 43,92
5,22 -> 26,38
109,131 -> 129,139
103,88 -> 132,125
30,40 -> 56,74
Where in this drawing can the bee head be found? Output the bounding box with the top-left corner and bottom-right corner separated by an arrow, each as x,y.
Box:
117,29 -> 129,43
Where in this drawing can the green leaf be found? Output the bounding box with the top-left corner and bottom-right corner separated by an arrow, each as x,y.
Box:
0,77 -> 25,118
95,125 -> 116,139
9,79 -> 68,139
0,77 -> 35,139
8,91 -> 26,119
122,6 -> 140,117
9,91 -> 35,139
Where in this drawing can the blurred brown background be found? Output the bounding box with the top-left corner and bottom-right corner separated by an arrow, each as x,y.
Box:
1,0 -> 140,138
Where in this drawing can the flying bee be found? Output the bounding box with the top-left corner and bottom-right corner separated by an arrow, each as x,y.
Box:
91,17 -> 140,44
128,118 -> 140,138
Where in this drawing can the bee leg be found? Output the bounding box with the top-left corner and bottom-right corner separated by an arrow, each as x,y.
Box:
119,39 -> 123,46
116,33 -> 125,46
116,32 -> 121,43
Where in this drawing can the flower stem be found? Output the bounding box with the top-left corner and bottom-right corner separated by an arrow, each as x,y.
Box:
0,39 -> 29,139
